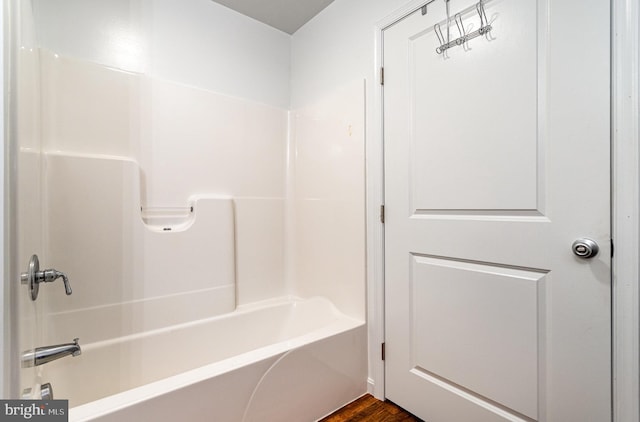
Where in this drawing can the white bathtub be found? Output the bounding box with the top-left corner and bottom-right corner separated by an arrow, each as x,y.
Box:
51,297 -> 365,421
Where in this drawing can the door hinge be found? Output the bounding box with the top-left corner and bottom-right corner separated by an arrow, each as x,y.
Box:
381,342 -> 386,360
380,67 -> 384,85
380,205 -> 385,223
611,239 -> 614,258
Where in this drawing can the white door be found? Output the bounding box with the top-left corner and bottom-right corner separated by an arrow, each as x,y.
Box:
383,0 -> 611,421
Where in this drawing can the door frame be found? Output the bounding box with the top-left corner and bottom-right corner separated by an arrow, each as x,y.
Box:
365,1 -> 639,420
2,0 -> 21,400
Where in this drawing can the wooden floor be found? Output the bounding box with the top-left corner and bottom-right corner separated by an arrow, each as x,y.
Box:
320,394 -> 423,422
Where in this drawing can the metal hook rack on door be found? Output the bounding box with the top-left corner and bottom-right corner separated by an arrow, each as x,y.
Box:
427,0 -> 493,55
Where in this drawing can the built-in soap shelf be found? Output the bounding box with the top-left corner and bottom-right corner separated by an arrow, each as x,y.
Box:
141,206 -> 195,232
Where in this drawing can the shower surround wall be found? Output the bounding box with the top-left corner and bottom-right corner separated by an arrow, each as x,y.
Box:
289,81 -> 366,319
40,52 -> 289,318
32,0 -> 367,320
32,0 -> 292,319
22,0 -> 368,413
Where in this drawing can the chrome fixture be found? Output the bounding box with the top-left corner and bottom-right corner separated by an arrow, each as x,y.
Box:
21,254 -> 72,301
22,338 -> 81,367
433,0 -> 493,55
421,0 -> 437,15
572,238 -> 600,259
40,383 -> 54,400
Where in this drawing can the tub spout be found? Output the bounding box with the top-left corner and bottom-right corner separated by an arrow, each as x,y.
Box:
22,338 -> 81,367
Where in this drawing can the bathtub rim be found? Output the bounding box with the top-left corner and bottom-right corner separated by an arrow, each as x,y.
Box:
68,295 -> 364,421
78,294 -> 355,352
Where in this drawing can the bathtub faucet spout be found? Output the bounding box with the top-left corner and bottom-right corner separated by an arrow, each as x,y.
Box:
22,338 -> 81,367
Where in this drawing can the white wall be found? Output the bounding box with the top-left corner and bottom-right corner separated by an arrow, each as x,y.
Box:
291,0 -> 408,109
31,0 -> 291,108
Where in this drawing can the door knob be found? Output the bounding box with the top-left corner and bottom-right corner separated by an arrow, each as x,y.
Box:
572,238 -> 599,259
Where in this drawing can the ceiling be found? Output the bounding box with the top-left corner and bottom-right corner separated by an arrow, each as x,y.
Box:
211,0 -> 335,34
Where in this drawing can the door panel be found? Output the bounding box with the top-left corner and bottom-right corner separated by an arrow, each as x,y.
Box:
383,0 -> 611,421
409,0 -> 538,212
410,255 -> 542,418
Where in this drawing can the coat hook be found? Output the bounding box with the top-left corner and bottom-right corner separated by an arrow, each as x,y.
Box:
445,0 -> 451,45
435,0 -> 493,55
454,13 -> 466,45
434,23 -> 446,54
476,0 -> 491,35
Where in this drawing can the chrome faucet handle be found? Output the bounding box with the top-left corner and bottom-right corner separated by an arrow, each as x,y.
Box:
38,269 -> 72,295
40,383 -> 53,400
21,255 -> 72,300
